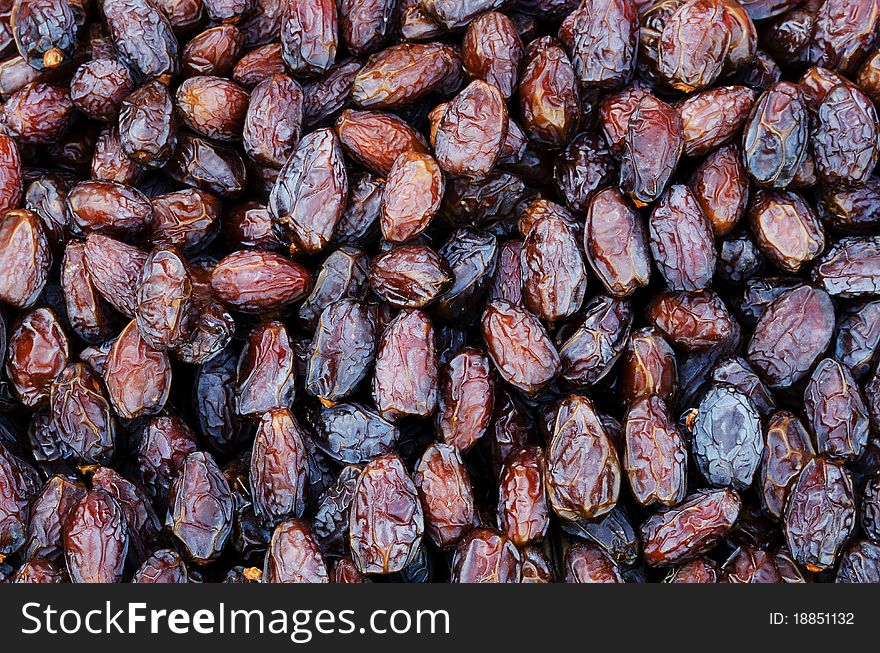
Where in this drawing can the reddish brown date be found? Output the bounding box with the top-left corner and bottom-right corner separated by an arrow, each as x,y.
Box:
414,443 -> 475,549
349,455 -> 424,575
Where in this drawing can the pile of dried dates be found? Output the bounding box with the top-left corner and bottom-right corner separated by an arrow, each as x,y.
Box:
0,0 -> 879,584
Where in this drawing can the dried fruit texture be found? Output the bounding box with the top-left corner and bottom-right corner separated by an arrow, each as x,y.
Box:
809,0 -> 880,76
520,214 -> 586,323
835,300 -> 880,380
211,250 -> 312,313
813,84 -> 879,187
243,74 -> 303,169
497,447 -> 549,547
314,402 -> 399,464
351,42 -> 461,109
103,320 -> 172,420
640,488 -> 742,566
584,188 -> 651,297
165,133 -> 247,199
312,465 -> 360,557
647,290 -> 738,351
836,540 -> 880,583
0,82 -> 73,144
372,309 -> 438,422
0,442 -> 40,555
118,80 -> 177,169
569,0 -> 637,90
462,12 -> 524,99
136,416 -> 199,507
91,466 -> 161,565
380,151 -> 445,243
83,234 -> 147,318
436,229 -> 499,324
281,0 -> 337,76
64,489 -> 128,583
166,451 -> 234,564
812,236 -> 880,298
451,528 -> 521,583
435,81 -> 508,180
50,363 -> 115,465
182,25 -> 244,77
432,348 -> 494,450
250,409 -> 308,527
649,184 -> 717,291
559,295 -> 632,387
235,321 -> 296,418
176,76 -> 250,142
742,82 -> 808,188
620,93 -> 683,206
621,327 -> 678,404
482,300 -> 560,395
545,395 -> 622,522
99,0 -> 178,83
518,37 -> 579,148
0,134 -> 22,214
750,190 -> 824,272
370,246 -> 452,308
5,307 -> 68,407
270,128 -> 348,254
135,247 -> 194,350
747,285 -> 835,387
264,519 -> 329,583
565,543 -> 625,583
784,456 -> 856,571
554,132 -> 615,213
759,411 -> 814,520
306,299 -> 376,403
349,455 -> 424,574
150,189 -> 222,254
658,0 -> 731,92
303,58 -> 361,127
335,109 -> 428,178
678,85 -> 755,157
24,475 -> 86,563
414,443 -> 475,548
667,557 -> 720,583
624,396 -> 687,507
0,209 -> 51,309
691,385 -> 764,491
804,358 -> 869,461
12,0 -> 78,71
132,549 -> 190,583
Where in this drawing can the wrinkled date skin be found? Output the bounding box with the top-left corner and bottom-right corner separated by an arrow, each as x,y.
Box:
585,188 -> 652,297
570,0 -> 638,90
481,300 -> 560,396
813,84 -> 879,187
649,184 -> 717,291
747,285 -> 835,388
373,309 -> 438,422
166,452 -> 234,565
450,528 -> 521,583
270,128 -> 348,255
803,358 -> 869,461
64,490 -> 129,583
624,396 -> 687,507
414,443 -> 475,549
620,94 -> 683,206
349,455 -> 424,575
545,395 -> 622,522
742,82 -> 808,188
640,488 -> 742,566
691,385 -> 764,491
784,457 -> 856,572
436,348 -> 494,451
0,0 -> 878,588
559,295 -> 632,387
435,80 -> 508,180
497,447 -> 549,548
520,214 -> 587,324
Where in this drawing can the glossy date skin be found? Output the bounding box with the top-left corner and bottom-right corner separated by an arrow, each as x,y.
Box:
349,455 -> 424,575
414,443 -> 475,549
624,396 -> 687,507
641,488 -> 742,566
